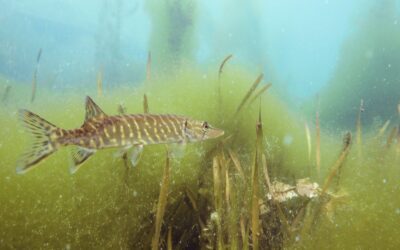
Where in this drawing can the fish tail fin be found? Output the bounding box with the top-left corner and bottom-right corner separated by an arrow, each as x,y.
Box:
16,110 -> 60,174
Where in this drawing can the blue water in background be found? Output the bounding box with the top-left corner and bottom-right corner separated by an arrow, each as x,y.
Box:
0,0 -> 399,103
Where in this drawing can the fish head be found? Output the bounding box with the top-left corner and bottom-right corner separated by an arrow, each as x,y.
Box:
183,119 -> 224,142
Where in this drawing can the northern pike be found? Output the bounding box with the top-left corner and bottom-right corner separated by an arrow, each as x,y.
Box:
17,96 -> 224,174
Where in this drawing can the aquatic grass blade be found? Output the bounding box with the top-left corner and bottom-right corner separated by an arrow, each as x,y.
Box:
315,110 -> 321,177
247,83 -> 272,107
356,99 -> 363,159
31,48 -> 42,103
250,100 -> 263,250
146,51 -> 152,81
143,94 -> 149,113
167,226 -> 172,250
321,132 -> 352,195
218,54 -> 233,80
97,68 -> 103,97
235,73 -> 263,117
228,149 -> 246,181
151,150 -> 171,250
305,121 -> 312,163
212,156 -> 223,249
2,85 -> 11,103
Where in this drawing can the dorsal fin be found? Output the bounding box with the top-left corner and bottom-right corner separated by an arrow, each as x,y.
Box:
85,96 -> 106,121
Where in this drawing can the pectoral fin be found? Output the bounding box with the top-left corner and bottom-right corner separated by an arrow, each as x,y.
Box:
70,147 -> 96,174
130,145 -> 144,167
114,145 -> 132,158
169,143 -> 186,159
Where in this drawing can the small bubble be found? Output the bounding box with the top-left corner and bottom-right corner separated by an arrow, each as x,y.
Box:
396,208 -> 400,214
382,179 -> 387,184
295,235 -> 300,241
133,191 -> 137,197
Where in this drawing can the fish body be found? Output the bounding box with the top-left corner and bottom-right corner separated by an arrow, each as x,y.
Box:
58,114 -> 214,149
17,96 -> 224,174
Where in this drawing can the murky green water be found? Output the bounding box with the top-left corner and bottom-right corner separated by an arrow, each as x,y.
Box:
1,68 -> 399,249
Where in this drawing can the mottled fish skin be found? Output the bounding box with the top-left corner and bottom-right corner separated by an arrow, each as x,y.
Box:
56,114 -> 199,149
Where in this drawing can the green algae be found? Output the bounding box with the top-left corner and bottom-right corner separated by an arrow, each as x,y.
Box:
0,66 -> 399,249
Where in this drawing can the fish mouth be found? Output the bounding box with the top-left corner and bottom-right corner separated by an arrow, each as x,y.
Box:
208,128 -> 225,139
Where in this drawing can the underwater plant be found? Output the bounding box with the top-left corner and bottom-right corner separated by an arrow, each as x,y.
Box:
0,53 -> 399,249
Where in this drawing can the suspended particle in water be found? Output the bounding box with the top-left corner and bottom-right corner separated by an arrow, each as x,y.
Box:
283,134 -> 293,146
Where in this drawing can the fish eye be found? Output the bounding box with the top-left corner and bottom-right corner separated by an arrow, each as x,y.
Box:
202,121 -> 209,129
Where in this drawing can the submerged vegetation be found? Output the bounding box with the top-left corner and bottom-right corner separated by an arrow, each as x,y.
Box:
0,54 -> 399,249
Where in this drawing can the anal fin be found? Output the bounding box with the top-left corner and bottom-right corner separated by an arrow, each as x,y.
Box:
70,146 -> 96,174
